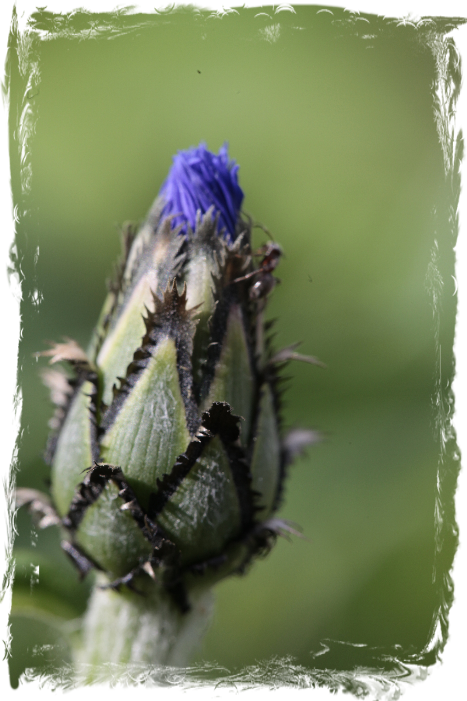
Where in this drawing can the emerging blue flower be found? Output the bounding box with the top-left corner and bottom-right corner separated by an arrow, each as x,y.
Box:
160,143 -> 244,242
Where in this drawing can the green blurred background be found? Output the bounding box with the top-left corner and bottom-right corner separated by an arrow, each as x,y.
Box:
8,5 -> 460,685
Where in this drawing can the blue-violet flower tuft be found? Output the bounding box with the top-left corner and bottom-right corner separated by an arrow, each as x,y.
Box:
160,143 -> 243,241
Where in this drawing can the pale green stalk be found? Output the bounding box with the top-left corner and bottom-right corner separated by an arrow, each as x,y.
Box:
70,587 -> 213,701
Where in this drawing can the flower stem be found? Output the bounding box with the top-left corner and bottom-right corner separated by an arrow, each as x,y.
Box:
73,577 -> 214,682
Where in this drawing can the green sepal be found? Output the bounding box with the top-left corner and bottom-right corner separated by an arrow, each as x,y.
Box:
100,337 -> 191,510
157,435 -> 242,567
0,550 -> 89,624
183,218 -> 221,314
182,211 -> 226,388
75,480 -> 153,577
95,215 -> 185,406
51,380 -> 96,517
249,383 -> 281,518
202,304 -> 254,445
95,284 -> 148,408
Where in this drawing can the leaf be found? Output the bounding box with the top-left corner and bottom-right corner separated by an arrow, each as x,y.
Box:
0,550 -> 89,624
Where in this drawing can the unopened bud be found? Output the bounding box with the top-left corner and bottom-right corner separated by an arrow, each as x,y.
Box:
39,143 -> 316,609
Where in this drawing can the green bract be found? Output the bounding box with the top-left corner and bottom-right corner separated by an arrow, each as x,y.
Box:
34,182 -> 314,612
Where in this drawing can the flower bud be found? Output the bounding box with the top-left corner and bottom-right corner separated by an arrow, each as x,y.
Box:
39,144 -> 315,609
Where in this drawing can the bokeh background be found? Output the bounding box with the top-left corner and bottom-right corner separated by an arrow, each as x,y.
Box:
8,4 -> 461,687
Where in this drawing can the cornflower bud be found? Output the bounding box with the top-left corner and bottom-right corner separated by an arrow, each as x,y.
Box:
21,143 -> 320,671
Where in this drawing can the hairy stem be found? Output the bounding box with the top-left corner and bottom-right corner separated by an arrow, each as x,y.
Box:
70,588 -> 213,701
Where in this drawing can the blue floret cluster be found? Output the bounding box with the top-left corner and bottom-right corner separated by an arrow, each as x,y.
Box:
160,143 -> 244,242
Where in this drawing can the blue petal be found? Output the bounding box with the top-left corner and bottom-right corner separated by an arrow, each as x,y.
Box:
160,143 -> 244,242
